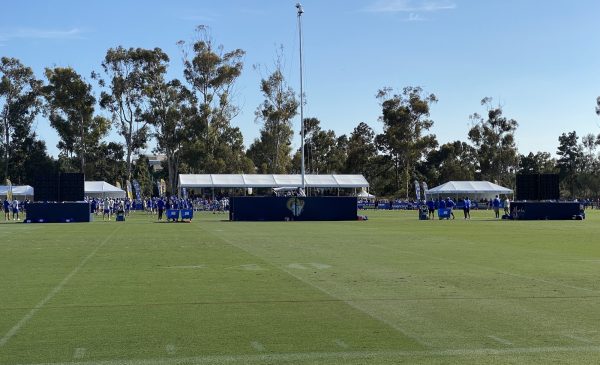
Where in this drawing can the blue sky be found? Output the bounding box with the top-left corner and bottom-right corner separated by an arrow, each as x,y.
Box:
2,0 -> 600,157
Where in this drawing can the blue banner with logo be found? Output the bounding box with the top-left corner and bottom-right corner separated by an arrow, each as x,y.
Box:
230,197 -> 357,221
132,179 -> 141,200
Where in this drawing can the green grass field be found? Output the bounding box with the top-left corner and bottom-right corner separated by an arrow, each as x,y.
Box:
2,209 -> 600,364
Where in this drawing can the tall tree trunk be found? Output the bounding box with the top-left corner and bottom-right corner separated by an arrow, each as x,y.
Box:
4,116 -> 9,179
168,157 -> 177,196
126,122 -> 133,181
80,116 -> 85,174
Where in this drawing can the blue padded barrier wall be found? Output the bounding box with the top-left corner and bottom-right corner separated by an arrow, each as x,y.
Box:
230,197 -> 358,221
25,202 -> 91,223
510,202 -> 584,220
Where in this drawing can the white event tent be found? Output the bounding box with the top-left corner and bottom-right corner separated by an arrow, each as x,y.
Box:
179,174 -> 369,192
0,185 -> 34,198
357,189 -> 376,199
426,181 -> 513,200
85,181 -> 126,198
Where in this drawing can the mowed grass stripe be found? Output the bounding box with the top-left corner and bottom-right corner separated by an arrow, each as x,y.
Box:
196,220 -> 430,348
0,225 -> 121,348
1,214 -> 420,364
208,211 -> 600,351
2,210 -> 600,364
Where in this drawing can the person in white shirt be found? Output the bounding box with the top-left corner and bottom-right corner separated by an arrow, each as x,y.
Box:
504,197 -> 510,216
12,199 -> 19,220
103,198 -> 111,221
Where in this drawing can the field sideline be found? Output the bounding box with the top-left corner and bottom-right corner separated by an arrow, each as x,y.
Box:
1,209 -> 600,364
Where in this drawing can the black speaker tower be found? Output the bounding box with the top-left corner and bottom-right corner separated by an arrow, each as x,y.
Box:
34,173 -> 85,202
516,174 -> 559,201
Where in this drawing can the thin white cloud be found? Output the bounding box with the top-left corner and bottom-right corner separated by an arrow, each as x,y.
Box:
0,27 -> 85,41
366,0 -> 456,13
405,12 -> 427,21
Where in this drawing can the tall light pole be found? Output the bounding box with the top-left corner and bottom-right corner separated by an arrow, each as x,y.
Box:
296,3 -> 305,189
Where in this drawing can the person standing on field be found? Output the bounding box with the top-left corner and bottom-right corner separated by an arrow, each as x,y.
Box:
426,197 -> 435,219
11,199 -> 19,220
492,195 -> 501,219
3,199 -> 10,221
463,196 -> 471,220
446,197 -> 455,219
504,196 -> 510,216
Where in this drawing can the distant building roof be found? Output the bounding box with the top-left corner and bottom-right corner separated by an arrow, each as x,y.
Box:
135,154 -> 165,171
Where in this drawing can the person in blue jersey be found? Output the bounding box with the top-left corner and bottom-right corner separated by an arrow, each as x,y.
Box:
463,196 -> 471,219
3,198 -> 10,221
146,198 -> 153,215
426,197 -> 435,219
90,198 -> 97,214
157,197 -> 165,221
445,197 -> 455,219
492,195 -> 501,219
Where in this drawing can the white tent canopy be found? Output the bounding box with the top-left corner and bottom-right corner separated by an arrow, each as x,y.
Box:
426,181 -> 513,200
85,181 -> 126,198
0,185 -> 34,197
179,174 -> 369,189
357,189 -> 376,199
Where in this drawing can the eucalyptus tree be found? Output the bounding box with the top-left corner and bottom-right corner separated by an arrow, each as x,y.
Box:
344,122 -> 377,176
518,152 -> 556,174
179,25 -> 247,173
556,131 -> 584,197
44,67 -> 110,174
88,142 -> 126,183
467,97 -> 519,185
247,61 -> 298,173
145,78 -> 197,194
423,141 -> 477,185
95,46 -> 167,180
300,118 -> 345,174
0,57 -> 44,181
375,86 -> 438,197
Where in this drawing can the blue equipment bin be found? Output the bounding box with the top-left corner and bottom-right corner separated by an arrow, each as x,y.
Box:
438,208 -> 451,219
180,209 -> 193,220
166,209 -> 180,220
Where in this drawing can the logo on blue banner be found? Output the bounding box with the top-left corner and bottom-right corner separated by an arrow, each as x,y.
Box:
414,180 -> 421,201
287,198 -> 305,217
132,179 -> 141,200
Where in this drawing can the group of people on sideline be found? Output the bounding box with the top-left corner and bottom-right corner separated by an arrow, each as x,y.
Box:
425,195 -> 510,220
86,196 -> 230,221
3,198 -> 24,221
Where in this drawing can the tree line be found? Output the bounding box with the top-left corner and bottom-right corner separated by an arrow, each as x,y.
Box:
1,26 -> 599,199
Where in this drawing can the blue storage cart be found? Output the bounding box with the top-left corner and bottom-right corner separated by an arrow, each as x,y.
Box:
180,209 -> 193,221
166,209 -> 180,221
438,208 -> 451,219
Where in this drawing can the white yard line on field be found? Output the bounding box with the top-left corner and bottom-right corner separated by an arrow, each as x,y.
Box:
487,335 -> 513,346
334,339 -> 349,349
250,341 -> 265,352
563,334 -> 594,344
18,345 -> 600,365
73,348 -> 86,360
